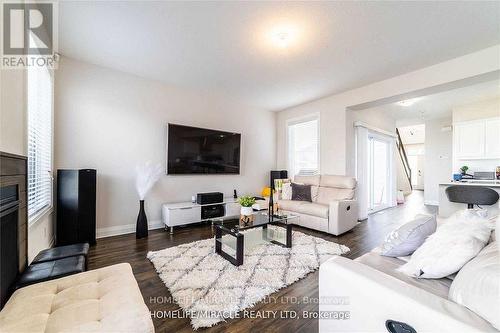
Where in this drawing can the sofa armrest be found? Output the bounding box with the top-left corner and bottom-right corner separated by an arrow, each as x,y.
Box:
328,200 -> 358,235
319,256 -> 497,333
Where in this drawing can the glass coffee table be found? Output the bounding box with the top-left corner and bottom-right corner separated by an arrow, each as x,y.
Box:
212,211 -> 298,266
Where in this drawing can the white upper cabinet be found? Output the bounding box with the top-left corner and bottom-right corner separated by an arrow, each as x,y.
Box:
454,117 -> 500,159
484,118 -> 500,157
455,121 -> 485,158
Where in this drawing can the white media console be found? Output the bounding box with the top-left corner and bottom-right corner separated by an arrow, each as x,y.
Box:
162,198 -> 241,234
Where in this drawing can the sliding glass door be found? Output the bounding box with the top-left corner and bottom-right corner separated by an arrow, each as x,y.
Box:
367,134 -> 391,212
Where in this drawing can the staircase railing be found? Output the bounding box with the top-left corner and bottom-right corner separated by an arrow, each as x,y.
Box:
396,128 -> 412,191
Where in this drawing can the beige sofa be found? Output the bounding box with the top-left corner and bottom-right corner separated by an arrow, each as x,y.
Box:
0,263 -> 154,333
277,174 -> 358,236
319,241 -> 499,332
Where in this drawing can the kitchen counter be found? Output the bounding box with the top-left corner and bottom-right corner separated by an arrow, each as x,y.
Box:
438,182 -> 500,217
439,181 -> 500,187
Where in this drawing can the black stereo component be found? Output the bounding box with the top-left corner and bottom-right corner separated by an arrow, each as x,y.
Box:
197,192 -> 223,205
57,169 -> 97,246
201,204 -> 225,220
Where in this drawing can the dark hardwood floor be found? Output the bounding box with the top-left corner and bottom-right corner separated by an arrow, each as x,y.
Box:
88,191 -> 436,333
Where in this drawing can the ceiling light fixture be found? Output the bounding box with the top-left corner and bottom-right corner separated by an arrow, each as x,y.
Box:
266,24 -> 298,49
397,98 -> 420,107
275,31 -> 290,48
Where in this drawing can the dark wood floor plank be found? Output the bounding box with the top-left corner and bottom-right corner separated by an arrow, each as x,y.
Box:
88,191 -> 435,332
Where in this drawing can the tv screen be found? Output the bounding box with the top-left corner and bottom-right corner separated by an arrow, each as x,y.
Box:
167,124 -> 241,174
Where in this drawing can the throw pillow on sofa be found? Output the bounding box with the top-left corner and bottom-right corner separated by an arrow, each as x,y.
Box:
281,182 -> 292,200
398,210 -> 495,279
380,214 -> 436,257
291,183 -> 312,202
448,241 -> 499,330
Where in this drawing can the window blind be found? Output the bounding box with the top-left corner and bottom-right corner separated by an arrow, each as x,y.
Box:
27,65 -> 53,219
287,118 -> 319,177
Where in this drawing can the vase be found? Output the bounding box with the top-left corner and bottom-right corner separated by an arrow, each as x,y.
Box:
240,206 -> 253,216
136,200 -> 148,239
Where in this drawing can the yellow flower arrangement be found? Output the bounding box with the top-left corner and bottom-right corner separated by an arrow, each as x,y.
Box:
261,187 -> 272,197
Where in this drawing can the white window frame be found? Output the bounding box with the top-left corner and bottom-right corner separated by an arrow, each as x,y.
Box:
355,121 -> 397,219
367,131 -> 393,213
26,65 -> 54,225
286,113 -> 320,178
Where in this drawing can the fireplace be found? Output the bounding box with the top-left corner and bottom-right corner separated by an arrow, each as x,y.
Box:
0,152 -> 28,309
0,185 -> 19,307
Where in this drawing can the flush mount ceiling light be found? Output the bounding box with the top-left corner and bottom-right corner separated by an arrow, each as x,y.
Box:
274,31 -> 290,48
266,24 -> 299,50
397,98 -> 420,106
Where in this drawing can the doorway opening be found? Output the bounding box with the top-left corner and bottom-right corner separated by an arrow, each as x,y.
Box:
397,124 -> 425,194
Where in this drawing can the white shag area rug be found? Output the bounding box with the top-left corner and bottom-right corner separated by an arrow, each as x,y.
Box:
147,227 -> 349,329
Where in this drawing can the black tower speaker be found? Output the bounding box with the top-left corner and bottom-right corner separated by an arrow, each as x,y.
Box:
270,170 -> 288,190
57,169 -> 97,246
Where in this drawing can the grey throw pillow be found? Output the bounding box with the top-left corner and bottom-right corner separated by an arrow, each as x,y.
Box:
381,214 -> 437,257
291,183 -> 312,202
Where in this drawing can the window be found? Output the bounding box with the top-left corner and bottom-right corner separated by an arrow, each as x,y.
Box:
27,65 -> 53,220
287,116 -> 319,177
367,133 -> 391,211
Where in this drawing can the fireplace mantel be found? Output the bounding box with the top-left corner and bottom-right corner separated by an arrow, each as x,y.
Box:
0,152 -> 28,308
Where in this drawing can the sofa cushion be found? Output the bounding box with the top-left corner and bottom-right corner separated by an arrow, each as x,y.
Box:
277,200 -> 329,218
0,263 -> 154,333
277,199 -> 304,212
398,210 -> 494,279
311,185 -> 319,202
291,183 -> 312,202
449,241 -> 499,330
294,175 -> 320,186
320,175 -> 357,189
281,182 -> 292,200
356,248 -> 452,299
381,214 -> 436,257
316,187 -> 355,204
297,202 -> 329,219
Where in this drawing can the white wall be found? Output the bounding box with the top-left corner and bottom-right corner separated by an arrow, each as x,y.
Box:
453,97 -> 500,122
404,144 -> 425,156
452,97 -> 500,174
424,117 -> 453,205
1,70 -> 26,155
396,153 -> 412,195
54,57 -> 276,237
276,45 -> 500,178
28,213 -> 54,261
1,69 -> 54,262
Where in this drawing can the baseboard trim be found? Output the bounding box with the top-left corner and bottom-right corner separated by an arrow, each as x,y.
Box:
96,220 -> 163,239
424,200 -> 439,206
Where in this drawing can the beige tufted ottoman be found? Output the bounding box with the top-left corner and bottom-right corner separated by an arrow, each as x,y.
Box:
0,263 -> 154,333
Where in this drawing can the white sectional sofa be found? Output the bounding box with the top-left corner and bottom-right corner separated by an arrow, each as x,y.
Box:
277,175 -> 358,236
0,263 -> 154,333
319,242 -> 499,333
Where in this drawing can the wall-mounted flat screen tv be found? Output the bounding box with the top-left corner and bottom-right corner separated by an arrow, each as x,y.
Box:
167,124 -> 241,174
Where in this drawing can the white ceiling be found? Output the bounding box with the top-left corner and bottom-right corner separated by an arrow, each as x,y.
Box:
366,79 -> 500,122
398,124 -> 425,145
58,1 -> 500,111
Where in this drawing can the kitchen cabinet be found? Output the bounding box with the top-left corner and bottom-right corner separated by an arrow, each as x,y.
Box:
454,117 -> 500,159
485,118 -> 500,157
